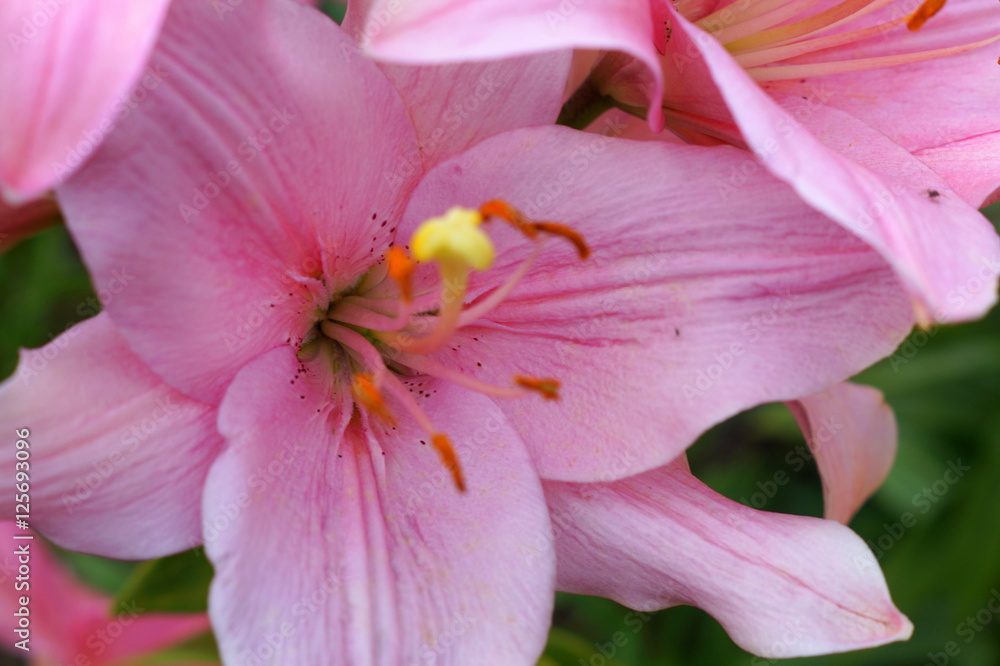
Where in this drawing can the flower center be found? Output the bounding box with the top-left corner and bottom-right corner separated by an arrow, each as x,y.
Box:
682,0 -> 997,81
317,200 -> 589,492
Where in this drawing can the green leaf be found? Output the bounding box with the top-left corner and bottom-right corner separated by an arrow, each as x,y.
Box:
112,547 -> 215,613
142,631 -> 220,665
540,626 -> 630,666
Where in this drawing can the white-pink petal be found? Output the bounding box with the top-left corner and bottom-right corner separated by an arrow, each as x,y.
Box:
0,0 -> 172,198
662,5 -> 1000,324
0,521 -> 210,664
356,0 -> 666,128
58,0 -> 422,405
544,459 -> 913,658
205,347 -> 555,665
0,315 -> 222,558
788,382 -> 898,524
401,125 -> 914,482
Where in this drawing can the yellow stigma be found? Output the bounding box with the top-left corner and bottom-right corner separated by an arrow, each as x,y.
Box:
411,207 -> 494,271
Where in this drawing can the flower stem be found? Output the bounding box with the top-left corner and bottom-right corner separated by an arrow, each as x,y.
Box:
556,78 -> 615,130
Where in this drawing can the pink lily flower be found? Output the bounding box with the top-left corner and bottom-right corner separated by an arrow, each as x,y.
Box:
0,522 -> 210,665
2,0 -> 917,661
351,0 -> 1000,327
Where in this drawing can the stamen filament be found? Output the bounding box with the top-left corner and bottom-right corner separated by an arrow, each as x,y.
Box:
458,242 -> 544,326
323,321 -> 467,492
724,0 -> 897,53
379,371 -> 467,492
745,33 -> 1000,81
697,0 -> 799,30
708,0 -> 827,46
394,352 -> 528,399
321,321 -> 390,375
380,258 -> 469,355
734,15 -> 907,68
327,301 -> 411,332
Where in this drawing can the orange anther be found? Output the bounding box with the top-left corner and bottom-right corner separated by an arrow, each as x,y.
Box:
351,373 -> 395,424
515,375 -> 561,400
480,199 -> 538,238
431,433 -> 467,492
530,222 -> 591,260
481,199 -> 590,259
907,0 -> 946,30
386,245 -> 415,303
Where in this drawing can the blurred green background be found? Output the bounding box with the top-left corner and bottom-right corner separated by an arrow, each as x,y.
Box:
2,205 -> 999,665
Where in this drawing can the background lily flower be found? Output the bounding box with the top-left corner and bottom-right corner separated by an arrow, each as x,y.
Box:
0,522 -> 210,665
351,0 -> 1000,327
0,0 -> 173,200
0,0 -> 326,202
0,0 -> 927,662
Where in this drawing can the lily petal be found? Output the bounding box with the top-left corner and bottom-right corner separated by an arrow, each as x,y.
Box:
343,5 -> 571,170
661,4 -> 1000,324
762,0 -> 1000,157
0,314 -> 222,558
0,522 -> 209,664
788,382 -> 898,524
402,125 -> 913,482
0,0 -> 172,197
355,0 -> 666,128
915,132 -> 1000,208
58,0 -> 421,404
204,346 -> 554,665
543,459 -> 913,658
